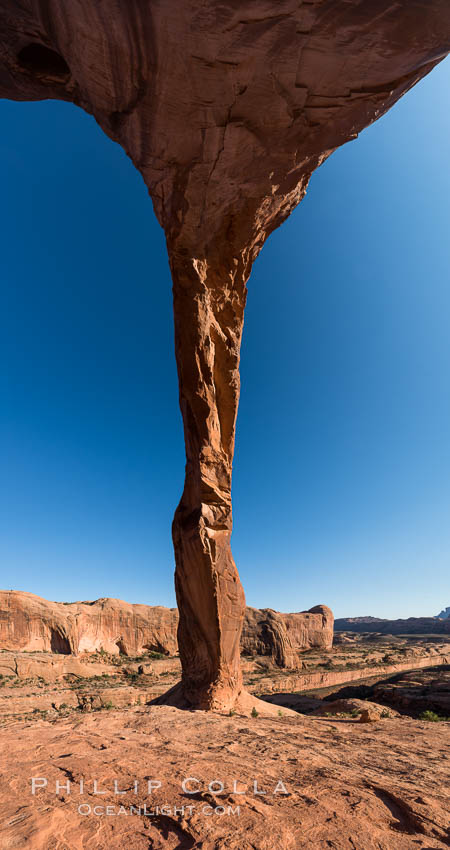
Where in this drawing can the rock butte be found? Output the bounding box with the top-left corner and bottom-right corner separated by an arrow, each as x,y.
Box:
0,1 -> 449,711
0,590 -> 333,666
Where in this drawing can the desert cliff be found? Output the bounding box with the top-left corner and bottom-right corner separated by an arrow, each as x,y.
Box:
0,591 -> 333,667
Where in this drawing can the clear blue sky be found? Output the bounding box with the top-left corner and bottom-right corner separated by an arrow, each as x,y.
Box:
1,59 -> 449,619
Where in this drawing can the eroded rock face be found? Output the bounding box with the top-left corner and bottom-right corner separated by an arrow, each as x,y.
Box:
242,605 -> 333,667
0,591 -> 179,657
0,1 -> 449,709
0,591 -> 332,666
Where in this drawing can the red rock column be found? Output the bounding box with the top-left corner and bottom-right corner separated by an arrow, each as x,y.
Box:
168,250 -> 248,710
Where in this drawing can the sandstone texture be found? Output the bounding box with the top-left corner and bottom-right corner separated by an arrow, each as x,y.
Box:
1,705 -> 450,849
1,1 -> 449,709
335,616 -> 450,634
0,591 -> 333,666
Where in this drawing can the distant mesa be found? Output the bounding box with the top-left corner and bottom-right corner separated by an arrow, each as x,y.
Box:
0,591 -> 333,669
335,615 -> 450,635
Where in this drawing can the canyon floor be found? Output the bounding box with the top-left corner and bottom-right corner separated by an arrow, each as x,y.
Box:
0,634 -> 449,849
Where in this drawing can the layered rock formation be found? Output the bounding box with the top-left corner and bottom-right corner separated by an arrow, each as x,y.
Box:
0,591 -> 178,657
1,1 -> 449,709
335,616 -> 450,635
321,666 -> 450,719
243,604 -> 333,666
437,607 -> 450,620
372,666 -> 450,718
0,591 -> 333,666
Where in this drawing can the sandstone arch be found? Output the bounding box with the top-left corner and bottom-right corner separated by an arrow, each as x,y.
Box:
0,1 -> 449,712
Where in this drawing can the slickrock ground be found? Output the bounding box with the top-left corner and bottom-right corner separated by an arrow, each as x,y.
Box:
0,705 -> 449,849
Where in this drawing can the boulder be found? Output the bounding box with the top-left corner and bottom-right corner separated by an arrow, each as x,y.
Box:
359,709 -> 381,723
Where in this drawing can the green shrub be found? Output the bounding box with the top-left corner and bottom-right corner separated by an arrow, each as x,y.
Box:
419,710 -> 449,722
126,671 -> 139,683
251,706 -> 259,718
